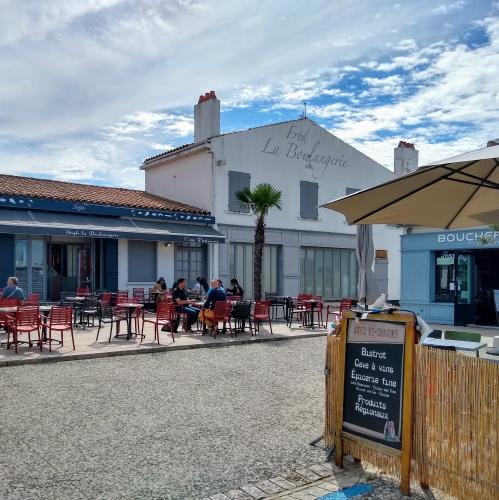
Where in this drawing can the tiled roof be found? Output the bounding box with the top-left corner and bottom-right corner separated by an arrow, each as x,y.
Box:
0,174 -> 209,215
144,143 -> 194,163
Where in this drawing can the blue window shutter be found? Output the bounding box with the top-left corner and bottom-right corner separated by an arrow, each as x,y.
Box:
300,181 -> 318,219
0,233 -> 15,286
103,239 -> 118,291
228,171 -> 250,212
128,240 -> 157,282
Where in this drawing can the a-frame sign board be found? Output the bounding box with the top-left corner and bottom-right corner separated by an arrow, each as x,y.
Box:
334,310 -> 416,495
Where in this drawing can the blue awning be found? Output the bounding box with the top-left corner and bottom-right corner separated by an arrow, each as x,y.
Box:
0,209 -> 225,243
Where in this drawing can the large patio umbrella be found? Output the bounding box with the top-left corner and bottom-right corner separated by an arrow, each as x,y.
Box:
322,144 -> 499,229
356,224 -> 380,306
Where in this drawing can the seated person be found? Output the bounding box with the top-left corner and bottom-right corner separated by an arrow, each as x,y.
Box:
193,276 -> 209,296
199,279 -> 227,332
172,278 -> 199,333
1,277 -> 24,303
227,278 -> 244,298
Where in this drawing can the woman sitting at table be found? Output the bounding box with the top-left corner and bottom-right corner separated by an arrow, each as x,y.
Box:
193,277 -> 209,297
227,278 -> 244,298
199,279 -> 227,333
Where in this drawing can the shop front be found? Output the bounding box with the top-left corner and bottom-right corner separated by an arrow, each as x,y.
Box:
0,180 -> 224,299
400,228 -> 499,325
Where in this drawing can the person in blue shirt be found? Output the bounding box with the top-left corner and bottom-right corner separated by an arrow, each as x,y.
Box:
199,279 -> 227,332
2,277 -> 25,302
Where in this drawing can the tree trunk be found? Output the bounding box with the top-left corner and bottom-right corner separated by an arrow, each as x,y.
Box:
253,215 -> 266,300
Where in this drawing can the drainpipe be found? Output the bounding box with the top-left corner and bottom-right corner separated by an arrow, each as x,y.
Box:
207,141 -> 219,278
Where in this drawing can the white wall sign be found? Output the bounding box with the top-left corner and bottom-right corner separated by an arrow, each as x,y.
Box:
436,230 -> 499,246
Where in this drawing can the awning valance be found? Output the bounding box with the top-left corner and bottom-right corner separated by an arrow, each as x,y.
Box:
0,209 -> 225,243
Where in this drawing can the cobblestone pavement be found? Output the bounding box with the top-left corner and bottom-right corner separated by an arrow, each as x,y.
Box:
204,459 -> 453,500
0,337 -> 327,499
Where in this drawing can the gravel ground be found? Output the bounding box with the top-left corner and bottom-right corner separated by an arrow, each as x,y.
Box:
0,337 -> 327,500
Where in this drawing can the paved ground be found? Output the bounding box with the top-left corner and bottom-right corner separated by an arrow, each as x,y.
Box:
0,337 -> 327,499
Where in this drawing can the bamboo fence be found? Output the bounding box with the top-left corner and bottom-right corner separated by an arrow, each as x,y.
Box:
324,335 -> 499,499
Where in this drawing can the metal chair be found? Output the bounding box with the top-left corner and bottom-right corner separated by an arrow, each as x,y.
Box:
95,303 -> 123,343
326,298 -> 353,327
251,300 -> 272,335
82,296 -> 99,329
211,301 -> 232,338
25,293 -> 40,305
141,301 -> 175,344
44,306 -> 74,352
231,300 -> 252,335
287,298 -> 308,327
5,306 -> 42,354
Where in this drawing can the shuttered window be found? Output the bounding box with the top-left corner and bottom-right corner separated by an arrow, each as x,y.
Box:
300,181 -> 319,219
228,171 -> 251,213
128,240 -> 157,282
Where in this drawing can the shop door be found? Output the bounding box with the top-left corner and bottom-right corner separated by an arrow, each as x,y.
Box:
174,244 -> 206,289
453,252 -> 475,326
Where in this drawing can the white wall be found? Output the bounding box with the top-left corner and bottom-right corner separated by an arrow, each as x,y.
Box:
144,149 -> 213,212
117,239 -> 175,293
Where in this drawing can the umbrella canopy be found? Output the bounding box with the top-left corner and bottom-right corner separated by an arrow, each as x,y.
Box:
322,144 -> 499,229
356,224 -> 380,305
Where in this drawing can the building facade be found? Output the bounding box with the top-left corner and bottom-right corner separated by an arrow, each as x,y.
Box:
400,227 -> 499,326
0,175 -> 224,299
143,92 -> 404,300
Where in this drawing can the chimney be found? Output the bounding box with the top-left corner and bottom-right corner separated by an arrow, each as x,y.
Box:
194,90 -> 220,142
394,141 -> 418,177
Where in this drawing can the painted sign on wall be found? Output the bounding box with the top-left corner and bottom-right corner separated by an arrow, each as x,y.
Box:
261,123 -> 348,176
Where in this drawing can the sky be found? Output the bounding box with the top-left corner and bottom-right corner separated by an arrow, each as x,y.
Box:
0,0 -> 498,189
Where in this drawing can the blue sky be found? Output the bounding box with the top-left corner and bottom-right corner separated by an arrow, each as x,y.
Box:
0,0 -> 498,188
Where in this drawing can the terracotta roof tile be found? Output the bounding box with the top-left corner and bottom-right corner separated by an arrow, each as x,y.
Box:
0,174 -> 209,215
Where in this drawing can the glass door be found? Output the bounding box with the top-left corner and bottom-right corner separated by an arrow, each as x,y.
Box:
454,252 -> 475,326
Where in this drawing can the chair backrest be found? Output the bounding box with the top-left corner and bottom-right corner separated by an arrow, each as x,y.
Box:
227,295 -> 241,302
164,291 -> 173,299
133,289 -> 145,301
340,298 -> 353,312
26,293 -> 40,304
50,306 -> 72,326
213,301 -> 229,320
231,301 -> 251,318
298,293 -> 312,301
76,288 -> 90,296
16,306 -> 39,326
101,292 -> 112,305
156,301 -> 174,321
311,295 -> 323,302
116,292 -> 129,304
118,289 -> 129,297
98,302 -> 114,319
444,330 -> 481,342
84,296 -> 98,309
0,298 -> 18,307
254,300 -> 271,317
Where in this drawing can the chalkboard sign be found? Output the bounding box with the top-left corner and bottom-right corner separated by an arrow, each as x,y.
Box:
343,320 -> 406,450
334,311 -> 416,495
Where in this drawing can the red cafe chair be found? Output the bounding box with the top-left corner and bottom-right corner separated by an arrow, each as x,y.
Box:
142,301 -> 176,344
44,306 -> 75,352
5,305 -> 42,354
250,300 -> 273,335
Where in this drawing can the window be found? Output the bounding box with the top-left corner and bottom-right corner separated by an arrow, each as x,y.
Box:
228,171 -> 251,212
174,243 -> 206,289
435,251 -> 454,302
300,247 -> 358,299
128,240 -> 157,282
300,181 -> 318,219
229,243 -> 281,297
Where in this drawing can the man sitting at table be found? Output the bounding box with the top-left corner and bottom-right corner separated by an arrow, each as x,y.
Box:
172,278 -> 199,333
199,279 -> 227,333
1,277 -> 25,303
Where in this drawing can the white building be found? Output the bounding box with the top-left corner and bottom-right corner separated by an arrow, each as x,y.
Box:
142,91 -> 404,300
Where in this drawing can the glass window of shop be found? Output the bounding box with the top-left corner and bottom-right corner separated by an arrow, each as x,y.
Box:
300,247 -> 357,299
435,251 -> 455,302
15,235 -> 46,299
229,243 -> 281,298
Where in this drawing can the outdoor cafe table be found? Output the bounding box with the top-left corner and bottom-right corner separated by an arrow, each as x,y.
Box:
115,303 -> 143,340
422,337 -> 487,357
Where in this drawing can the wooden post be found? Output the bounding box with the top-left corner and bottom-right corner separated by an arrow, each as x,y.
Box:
334,313 -> 348,468
400,319 -> 416,495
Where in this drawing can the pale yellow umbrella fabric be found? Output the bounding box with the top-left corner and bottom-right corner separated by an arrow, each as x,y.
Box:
322,144 -> 499,229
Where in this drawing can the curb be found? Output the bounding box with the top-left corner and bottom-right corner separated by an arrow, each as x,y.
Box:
0,331 -> 326,368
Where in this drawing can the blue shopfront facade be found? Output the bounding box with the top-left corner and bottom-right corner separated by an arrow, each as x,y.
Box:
0,195 -> 224,300
400,228 -> 499,325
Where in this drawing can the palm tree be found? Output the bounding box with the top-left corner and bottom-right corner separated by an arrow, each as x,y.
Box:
236,183 -> 282,300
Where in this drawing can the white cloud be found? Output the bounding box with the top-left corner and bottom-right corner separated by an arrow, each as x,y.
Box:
432,1 -> 466,16
395,38 -> 418,51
